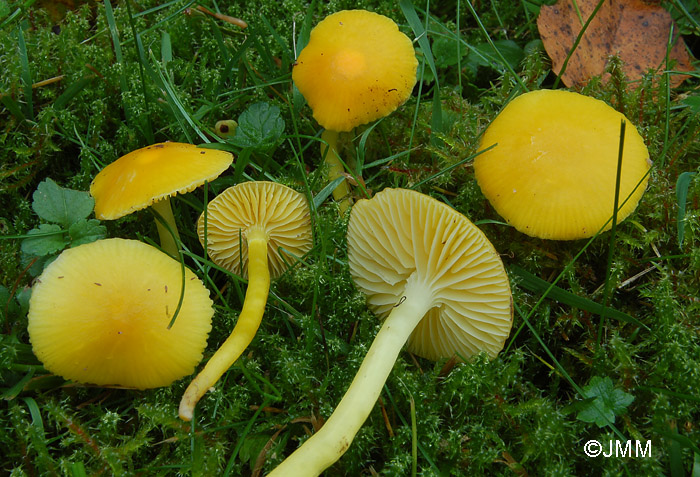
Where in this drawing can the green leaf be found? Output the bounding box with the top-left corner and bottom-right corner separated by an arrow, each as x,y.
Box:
676,171 -> 696,247
231,102 -> 285,151
0,1 -> 11,19
32,179 -> 95,228
467,39 -> 524,72
16,286 -> 31,317
68,219 -> 107,247
21,224 -> 68,256
0,285 -> 30,324
681,95 -> 700,113
238,433 -> 270,466
432,36 -> 468,67
576,376 -> 634,427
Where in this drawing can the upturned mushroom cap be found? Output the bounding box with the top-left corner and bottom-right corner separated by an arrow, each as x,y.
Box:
27,238 -> 213,389
90,142 -> 234,220
292,9 -> 418,132
347,188 -> 513,360
198,181 -> 313,279
474,89 -> 651,240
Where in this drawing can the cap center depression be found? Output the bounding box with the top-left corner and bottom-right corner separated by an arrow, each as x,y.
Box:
331,49 -> 367,80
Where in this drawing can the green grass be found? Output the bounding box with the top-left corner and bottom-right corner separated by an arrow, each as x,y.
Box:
2,0 -> 700,475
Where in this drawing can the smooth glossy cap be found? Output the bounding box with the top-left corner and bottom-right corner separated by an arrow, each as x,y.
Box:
347,188 -> 513,361
28,238 -> 213,389
198,181 -> 313,279
90,142 -> 233,220
293,10 -> 418,132
474,89 -> 651,240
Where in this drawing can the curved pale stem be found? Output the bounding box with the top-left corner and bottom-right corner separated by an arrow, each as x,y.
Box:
179,228 -> 270,421
321,129 -> 353,213
268,278 -> 433,476
151,198 -> 181,257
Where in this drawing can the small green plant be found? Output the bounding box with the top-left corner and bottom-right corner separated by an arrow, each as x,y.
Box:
227,102 -> 287,181
20,178 -> 106,275
576,376 -> 635,428
230,102 -> 285,152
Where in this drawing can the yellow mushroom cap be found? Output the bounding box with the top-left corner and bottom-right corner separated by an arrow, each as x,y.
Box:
347,188 -> 513,361
474,90 -> 651,240
27,238 -> 214,389
198,181 -> 313,279
90,142 -> 234,220
292,9 -> 418,132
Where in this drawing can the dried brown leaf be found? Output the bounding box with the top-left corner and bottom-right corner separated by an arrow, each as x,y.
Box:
537,0 -> 695,88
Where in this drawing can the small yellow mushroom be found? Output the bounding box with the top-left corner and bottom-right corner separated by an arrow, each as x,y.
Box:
292,10 -> 418,211
179,181 -> 313,421
90,142 -> 233,256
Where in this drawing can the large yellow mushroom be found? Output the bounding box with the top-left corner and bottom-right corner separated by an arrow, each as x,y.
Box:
293,10 -> 418,211
27,238 -> 213,389
474,89 -> 652,240
269,188 -> 513,476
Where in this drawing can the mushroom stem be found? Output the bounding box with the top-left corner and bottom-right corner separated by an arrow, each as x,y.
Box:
320,129 -> 353,213
151,198 -> 181,257
179,228 -> 270,421
269,275 -> 433,476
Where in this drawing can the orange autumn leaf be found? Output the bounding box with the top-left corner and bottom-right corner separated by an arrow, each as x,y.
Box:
537,0 -> 695,88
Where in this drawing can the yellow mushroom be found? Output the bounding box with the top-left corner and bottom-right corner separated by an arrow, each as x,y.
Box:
90,142 -> 234,256
179,181 -> 313,421
293,10 -> 418,211
474,89 -> 652,240
269,188 -> 513,476
27,238 -> 213,390
214,120 -> 238,138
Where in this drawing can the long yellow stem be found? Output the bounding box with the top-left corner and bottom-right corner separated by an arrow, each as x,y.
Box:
268,275 -> 433,476
321,129 -> 353,213
179,228 -> 270,421
152,198 -> 180,257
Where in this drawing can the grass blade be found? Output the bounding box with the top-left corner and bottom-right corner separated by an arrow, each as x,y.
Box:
410,395 -> 417,477
510,265 -> 648,329
313,177 -> 346,210
676,171 -> 696,247
54,76 -> 95,110
400,0 -> 444,142
464,1 -> 528,92
17,21 -> 32,119
1,94 -> 26,121
598,120 -> 626,344
161,30 -> 172,64
22,396 -> 54,473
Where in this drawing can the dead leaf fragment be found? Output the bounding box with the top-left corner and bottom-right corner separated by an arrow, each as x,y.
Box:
537,0 -> 695,88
